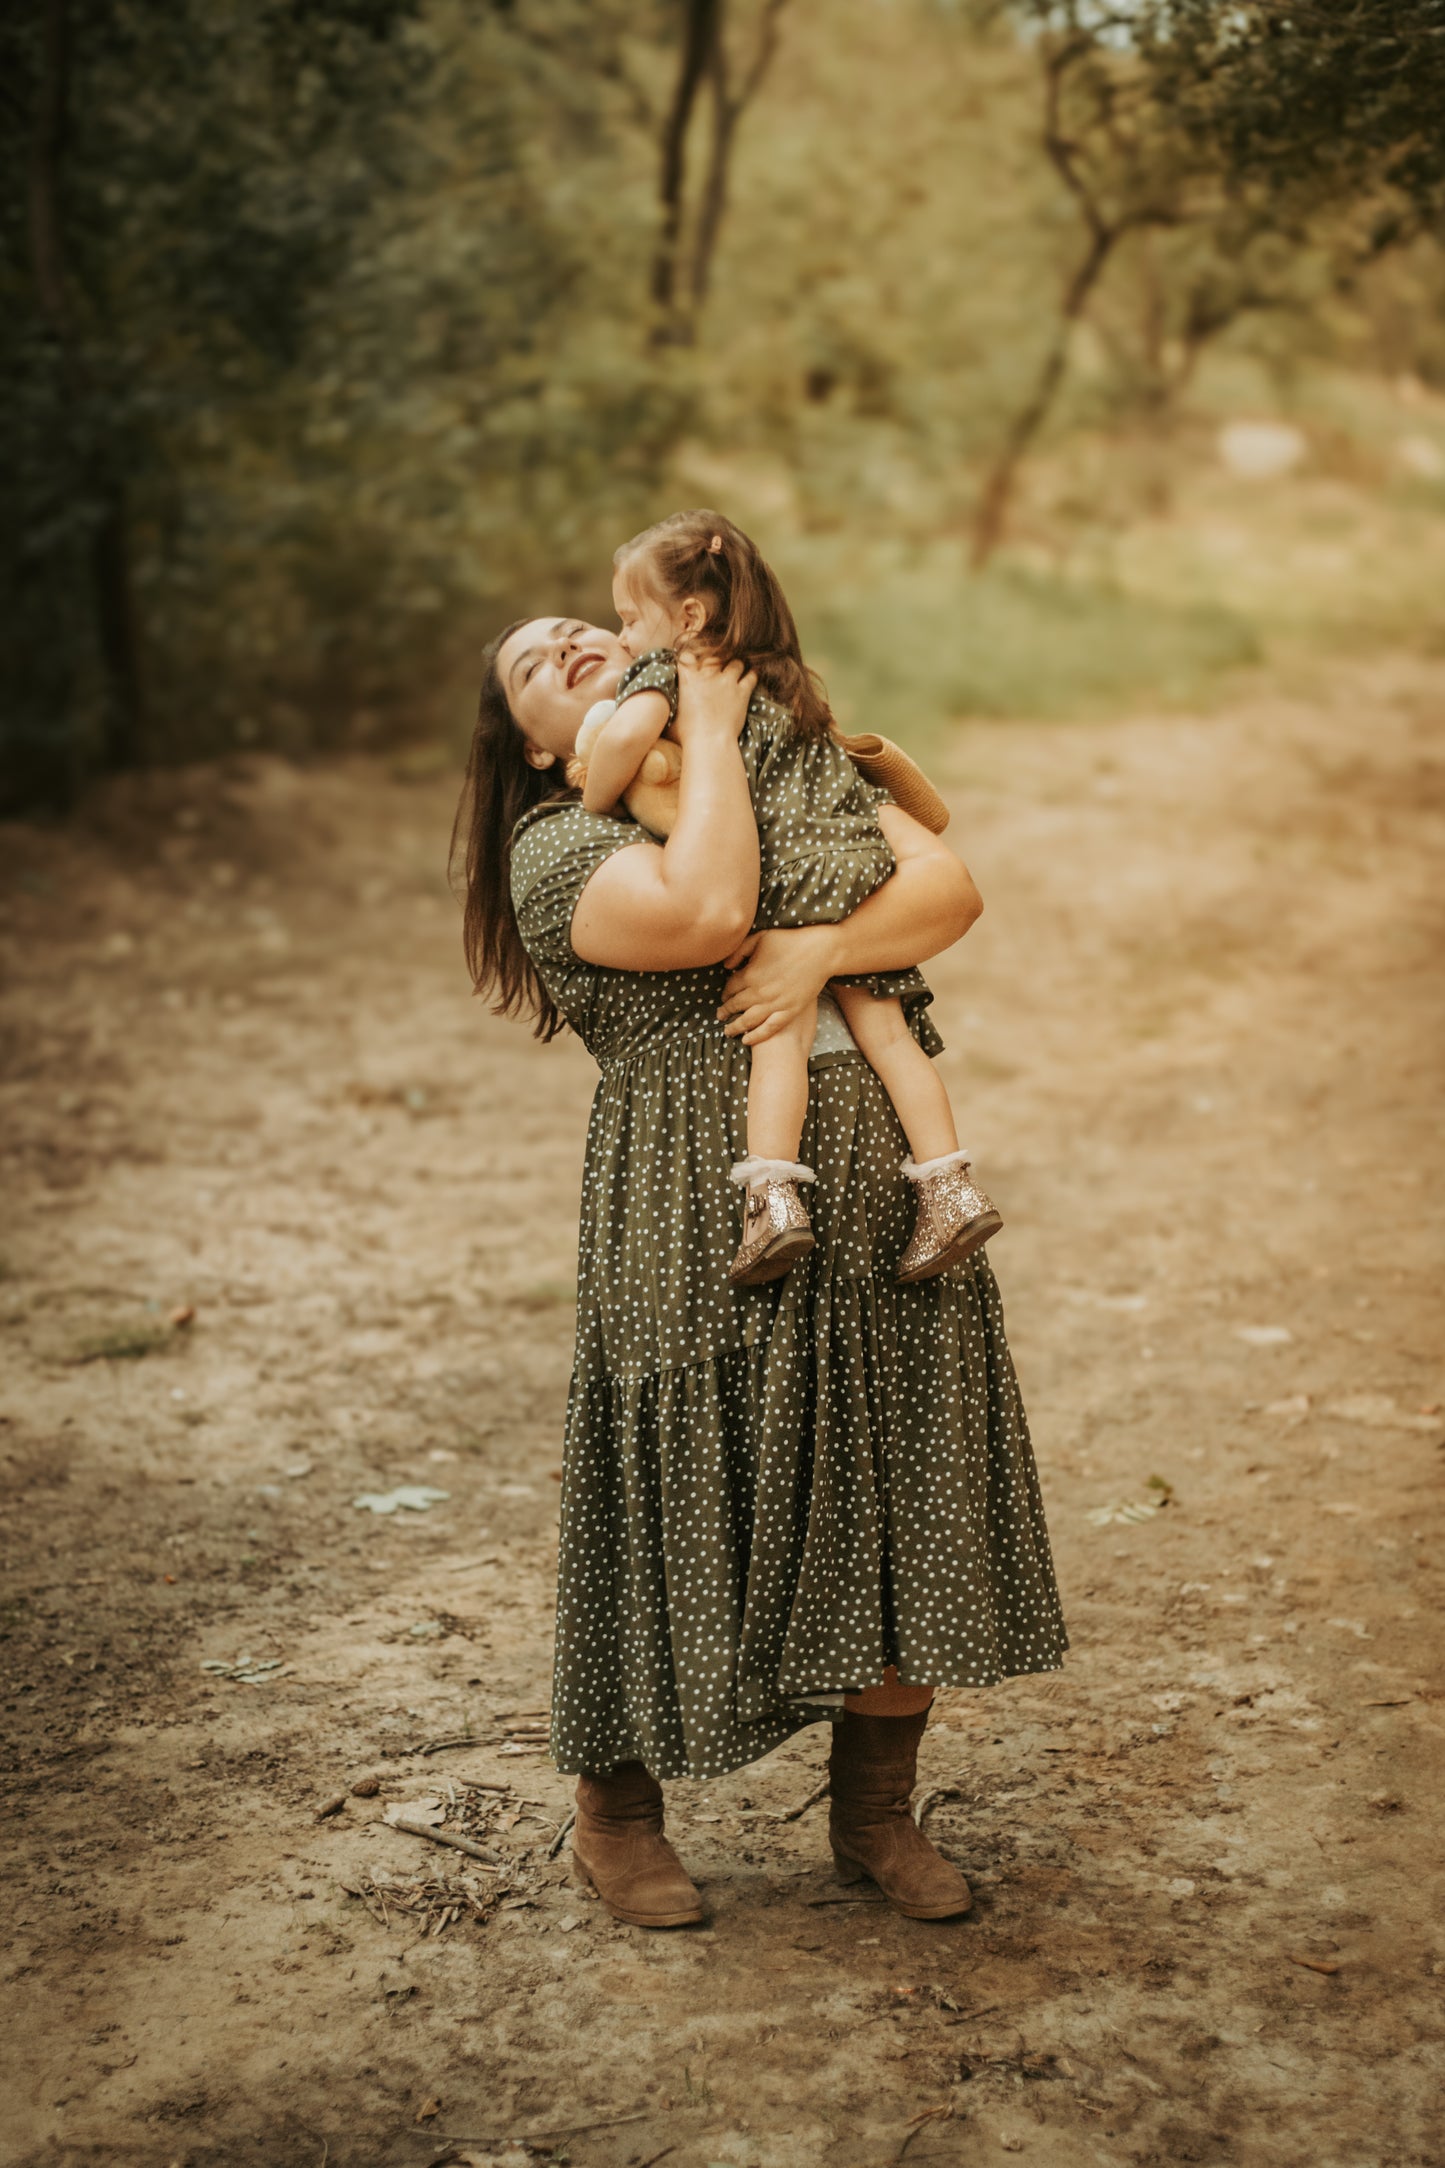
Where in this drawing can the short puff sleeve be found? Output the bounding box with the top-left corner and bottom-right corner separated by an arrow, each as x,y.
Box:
509,801 -> 647,1036
613,649 -> 680,722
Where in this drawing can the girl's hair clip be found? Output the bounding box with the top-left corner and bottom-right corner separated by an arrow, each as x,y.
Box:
707,533 -> 723,553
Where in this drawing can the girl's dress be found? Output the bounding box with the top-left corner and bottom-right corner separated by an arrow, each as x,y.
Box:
601,652 -> 938,1029
510,700 -> 1067,1781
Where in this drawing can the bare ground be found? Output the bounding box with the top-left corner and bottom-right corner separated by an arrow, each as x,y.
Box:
1,661 -> 1442,2168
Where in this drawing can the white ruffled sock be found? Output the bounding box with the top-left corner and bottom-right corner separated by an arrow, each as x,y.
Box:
900,1148 -> 973,1181
730,1156 -> 816,1188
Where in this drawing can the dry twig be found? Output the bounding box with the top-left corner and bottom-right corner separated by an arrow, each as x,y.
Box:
896,2105 -> 951,2159
913,1783 -> 966,1827
428,2106 -> 652,2161
546,1808 -> 577,1860
769,1775 -> 830,1823
387,1817 -> 499,1865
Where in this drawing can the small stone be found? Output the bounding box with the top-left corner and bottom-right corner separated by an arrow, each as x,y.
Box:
315,1793 -> 347,1820
350,1775 -> 381,1798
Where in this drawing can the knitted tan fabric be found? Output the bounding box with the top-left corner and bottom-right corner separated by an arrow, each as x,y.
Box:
832,732 -> 950,834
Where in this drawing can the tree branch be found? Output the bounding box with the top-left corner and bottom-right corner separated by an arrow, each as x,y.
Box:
649,0 -> 721,343
28,0 -> 74,363
683,0 -> 789,330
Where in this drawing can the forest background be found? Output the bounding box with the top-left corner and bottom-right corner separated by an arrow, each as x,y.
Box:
3,12 -> 1444,2158
3,0 -> 1444,808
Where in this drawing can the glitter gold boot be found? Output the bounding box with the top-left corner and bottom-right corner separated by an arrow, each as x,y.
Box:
727,1157 -> 816,1286
896,1150 -> 1001,1283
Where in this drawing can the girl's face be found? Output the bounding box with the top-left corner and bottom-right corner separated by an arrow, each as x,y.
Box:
496,618 -> 628,767
613,563 -> 708,660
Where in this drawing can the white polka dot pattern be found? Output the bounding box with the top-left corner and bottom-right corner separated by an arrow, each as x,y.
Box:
508,705 -> 1067,1781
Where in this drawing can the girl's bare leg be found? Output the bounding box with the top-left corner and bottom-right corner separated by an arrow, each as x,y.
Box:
743,1000 -> 817,1161
831,986 -> 958,1162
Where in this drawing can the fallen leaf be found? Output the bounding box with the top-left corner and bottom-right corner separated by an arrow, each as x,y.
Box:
385,1798 -> 445,1828
169,1305 -> 196,1328
1086,1498 -> 1163,1526
414,2097 -> 441,2122
1287,1954 -> 1341,1975
352,1486 -> 450,1516
1325,1393 -> 1441,1434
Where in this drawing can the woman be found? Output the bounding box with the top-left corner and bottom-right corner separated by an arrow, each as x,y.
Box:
452,618 -> 1067,1928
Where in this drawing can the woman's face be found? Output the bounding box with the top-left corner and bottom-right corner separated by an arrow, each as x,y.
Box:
496,618 -> 628,766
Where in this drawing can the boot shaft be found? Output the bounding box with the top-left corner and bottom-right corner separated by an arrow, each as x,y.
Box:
576,1759 -> 664,1832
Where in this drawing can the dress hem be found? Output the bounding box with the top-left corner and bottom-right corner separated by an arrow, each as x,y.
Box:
549,1648 -> 1070,1782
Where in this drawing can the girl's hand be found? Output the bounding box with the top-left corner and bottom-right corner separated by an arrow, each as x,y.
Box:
673,653 -> 756,748
718,926 -> 839,1044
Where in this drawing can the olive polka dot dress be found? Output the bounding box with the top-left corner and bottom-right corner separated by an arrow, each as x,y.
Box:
510,699 -> 1068,1782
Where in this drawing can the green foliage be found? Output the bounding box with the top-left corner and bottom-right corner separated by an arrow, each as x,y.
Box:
3,0 -> 1444,806
1135,0 -> 1445,233
785,540 -> 1260,742
1,0 -> 683,797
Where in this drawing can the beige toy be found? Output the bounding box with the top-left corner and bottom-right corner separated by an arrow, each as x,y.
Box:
565,698 -> 683,837
565,698 -> 949,841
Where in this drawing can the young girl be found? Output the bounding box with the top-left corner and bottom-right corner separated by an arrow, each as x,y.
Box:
571,508 -> 1000,1289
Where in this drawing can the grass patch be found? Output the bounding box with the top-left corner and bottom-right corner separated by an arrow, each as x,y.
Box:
783,541 -> 1260,752
508,1280 -> 578,1310
66,1322 -> 175,1365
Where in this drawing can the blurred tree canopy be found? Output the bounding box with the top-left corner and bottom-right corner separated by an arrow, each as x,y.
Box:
3,0 -> 1443,808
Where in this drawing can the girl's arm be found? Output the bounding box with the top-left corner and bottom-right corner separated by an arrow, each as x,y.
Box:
718,806 -> 981,1044
571,658 -> 759,972
581,688 -> 673,815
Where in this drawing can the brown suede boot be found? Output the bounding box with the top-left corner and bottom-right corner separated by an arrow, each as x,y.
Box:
572,1761 -> 703,1928
828,1709 -> 973,1920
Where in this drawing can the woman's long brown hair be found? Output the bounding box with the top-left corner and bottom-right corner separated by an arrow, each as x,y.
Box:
615,508 -> 833,740
449,621 -> 570,1041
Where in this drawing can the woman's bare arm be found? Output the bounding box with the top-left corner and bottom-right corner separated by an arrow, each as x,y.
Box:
718,807 -> 981,1044
571,660 -> 759,972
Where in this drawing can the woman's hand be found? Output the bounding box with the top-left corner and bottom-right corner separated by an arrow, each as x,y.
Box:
672,653 -> 756,748
718,926 -> 840,1045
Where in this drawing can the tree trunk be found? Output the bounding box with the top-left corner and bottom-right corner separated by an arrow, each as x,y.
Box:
684,0 -> 786,328
649,0 -> 721,345
686,59 -> 740,327
90,495 -> 145,771
28,0 -> 146,769
970,225 -> 1117,572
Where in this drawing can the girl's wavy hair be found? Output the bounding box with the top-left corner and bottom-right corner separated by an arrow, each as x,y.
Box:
449,620 -> 572,1041
615,508 -> 833,739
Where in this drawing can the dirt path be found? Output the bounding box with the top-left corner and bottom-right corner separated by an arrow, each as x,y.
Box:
2,664 -> 1442,2168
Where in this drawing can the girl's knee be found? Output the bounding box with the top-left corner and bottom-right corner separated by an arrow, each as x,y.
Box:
837,990 -> 910,1052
